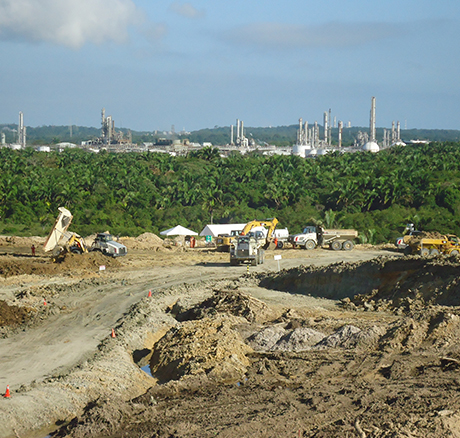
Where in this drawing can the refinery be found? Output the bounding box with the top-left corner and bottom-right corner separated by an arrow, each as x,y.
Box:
0,97 -> 427,157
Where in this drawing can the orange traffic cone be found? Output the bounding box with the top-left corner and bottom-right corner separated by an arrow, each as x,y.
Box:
111,328 -> 116,338
148,290 -> 152,297
43,298 -> 47,306
4,385 -> 10,398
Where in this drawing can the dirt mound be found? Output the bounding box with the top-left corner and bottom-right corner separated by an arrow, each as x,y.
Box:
379,308 -> 460,353
150,314 -> 252,383
0,251 -> 120,278
175,290 -> 272,323
120,232 -> 165,250
0,301 -> 35,327
58,251 -> 121,270
0,235 -> 45,246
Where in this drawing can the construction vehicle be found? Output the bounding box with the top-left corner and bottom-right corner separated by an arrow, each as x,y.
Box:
44,207 -> 127,260
91,233 -> 127,257
289,225 -> 358,251
395,223 -> 422,250
229,234 -> 265,266
404,233 -> 460,256
43,207 -> 88,260
240,218 -> 279,250
216,230 -> 242,252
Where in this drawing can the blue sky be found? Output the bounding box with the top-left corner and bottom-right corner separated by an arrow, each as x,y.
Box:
0,0 -> 459,132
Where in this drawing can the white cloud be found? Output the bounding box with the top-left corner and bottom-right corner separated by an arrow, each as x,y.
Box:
222,21 -> 425,50
0,0 -> 144,49
169,2 -> 204,19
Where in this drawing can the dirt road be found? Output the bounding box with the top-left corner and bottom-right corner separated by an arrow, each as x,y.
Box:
0,245 -> 399,437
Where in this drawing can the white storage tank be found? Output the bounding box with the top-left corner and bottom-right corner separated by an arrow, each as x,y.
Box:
292,144 -> 310,158
363,141 -> 379,153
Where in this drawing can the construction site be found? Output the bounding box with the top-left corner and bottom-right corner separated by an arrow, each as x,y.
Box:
1,220 -> 460,437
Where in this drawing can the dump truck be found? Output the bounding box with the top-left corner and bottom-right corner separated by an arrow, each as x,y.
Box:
44,207 -> 127,260
230,235 -> 265,266
290,225 -> 358,250
395,223 -> 422,250
404,233 -> 460,256
91,233 -> 127,257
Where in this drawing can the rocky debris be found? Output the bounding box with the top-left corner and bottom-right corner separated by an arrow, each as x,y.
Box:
248,324 -> 383,352
315,324 -> 384,349
246,325 -> 287,351
271,327 -> 326,351
150,314 -> 253,383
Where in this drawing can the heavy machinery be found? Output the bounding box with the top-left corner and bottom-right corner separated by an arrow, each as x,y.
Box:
229,234 -> 265,266
395,223 -> 422,250
43,207 -> 127,260
43,207 -> 88,260
216,230 -> 242,252
240,218 -> 279,250
404,233 -> 460,256
290,225 -> 358,251
91,233 -> 127,257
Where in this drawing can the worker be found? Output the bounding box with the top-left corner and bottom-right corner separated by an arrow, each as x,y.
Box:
31,244 -> 36,256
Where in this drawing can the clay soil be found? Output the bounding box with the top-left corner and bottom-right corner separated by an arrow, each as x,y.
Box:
2,237 -> 460,437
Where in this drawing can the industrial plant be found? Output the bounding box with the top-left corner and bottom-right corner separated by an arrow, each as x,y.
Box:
0,99 -> 415,157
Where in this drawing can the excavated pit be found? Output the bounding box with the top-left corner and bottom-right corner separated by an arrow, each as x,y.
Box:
259,255 -> 460,309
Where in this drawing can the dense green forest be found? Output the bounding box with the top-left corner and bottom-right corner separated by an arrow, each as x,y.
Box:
1,142 -> 460,243
2,123 -> 460,147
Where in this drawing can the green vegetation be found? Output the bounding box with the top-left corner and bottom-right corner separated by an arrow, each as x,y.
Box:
1,142 -> 460,242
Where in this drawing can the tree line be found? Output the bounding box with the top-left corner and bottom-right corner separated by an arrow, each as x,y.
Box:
1,142 -> 460,242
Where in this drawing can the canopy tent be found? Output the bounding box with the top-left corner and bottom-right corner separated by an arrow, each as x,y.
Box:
199,224 -> 247,238
160,225 -> 198,236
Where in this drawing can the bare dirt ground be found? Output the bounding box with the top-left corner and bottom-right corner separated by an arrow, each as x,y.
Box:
3,237 -> 460,437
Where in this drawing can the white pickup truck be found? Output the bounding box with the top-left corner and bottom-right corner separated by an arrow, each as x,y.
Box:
289,226 -> 358,251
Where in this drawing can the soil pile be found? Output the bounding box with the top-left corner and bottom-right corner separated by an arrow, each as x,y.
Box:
0,251 -> 120,278
120,232 -> 165,250
150,314 -> 252,383
0,235 -> 45,246
175,289 -> 272,323
0,301 -> 35,327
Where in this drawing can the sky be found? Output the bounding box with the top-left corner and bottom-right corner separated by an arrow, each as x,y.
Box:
0,0 -> 459,132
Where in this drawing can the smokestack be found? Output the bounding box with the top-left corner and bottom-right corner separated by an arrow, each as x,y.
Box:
370,97 -> 376,142
298,118 -> 303,144
236,119 -> 240,142
323,111 -> 328,143
338,121 -> 343,148
397,121 -> 401,142
230,125 -> 234,145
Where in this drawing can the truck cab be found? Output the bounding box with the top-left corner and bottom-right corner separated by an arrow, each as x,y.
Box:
92,233 -> 127,257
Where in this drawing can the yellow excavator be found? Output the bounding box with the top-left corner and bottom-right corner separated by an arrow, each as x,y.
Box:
240,218 -> 279,250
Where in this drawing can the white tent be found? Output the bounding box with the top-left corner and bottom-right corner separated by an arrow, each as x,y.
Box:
199,223 -> 247,237
160,225 -> 198,236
